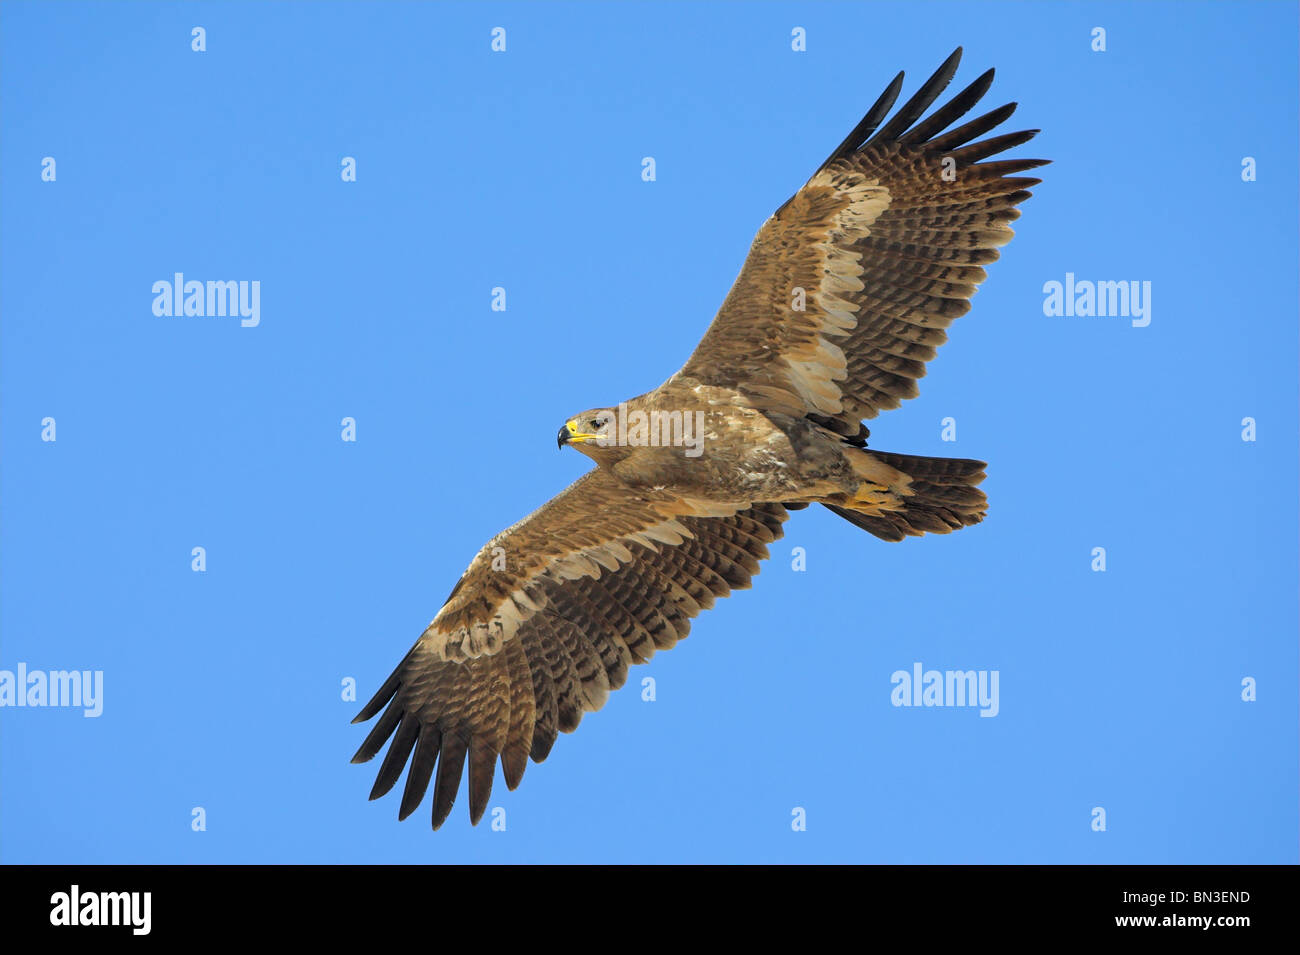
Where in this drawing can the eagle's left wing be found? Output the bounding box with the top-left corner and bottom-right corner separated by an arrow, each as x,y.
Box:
352,468 -> 789,828
672,47 -> 1047,443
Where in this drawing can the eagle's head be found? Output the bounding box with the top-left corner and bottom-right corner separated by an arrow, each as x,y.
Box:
557,408 -> 617,460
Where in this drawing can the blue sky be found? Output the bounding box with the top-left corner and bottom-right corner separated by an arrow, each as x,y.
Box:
1,1 -> 1296,863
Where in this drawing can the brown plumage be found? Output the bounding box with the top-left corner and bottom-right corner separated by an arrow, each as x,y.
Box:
353,47 -> 1046,828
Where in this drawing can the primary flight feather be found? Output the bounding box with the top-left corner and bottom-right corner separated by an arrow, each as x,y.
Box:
353,47 -> 1047,828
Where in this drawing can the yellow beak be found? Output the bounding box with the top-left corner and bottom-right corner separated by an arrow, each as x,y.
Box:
564,420 -> 602,444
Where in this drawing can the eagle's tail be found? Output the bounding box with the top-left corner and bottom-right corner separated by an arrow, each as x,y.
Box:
821,450 -> 987,542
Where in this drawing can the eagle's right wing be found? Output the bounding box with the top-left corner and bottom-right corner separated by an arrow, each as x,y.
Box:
674,47 -> 1047,443
351,467 -> 789,829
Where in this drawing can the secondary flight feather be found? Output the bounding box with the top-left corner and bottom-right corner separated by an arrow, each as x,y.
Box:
353,47 -> 1047,829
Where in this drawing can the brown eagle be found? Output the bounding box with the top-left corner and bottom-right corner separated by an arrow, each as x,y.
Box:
353,48 -> 1046,828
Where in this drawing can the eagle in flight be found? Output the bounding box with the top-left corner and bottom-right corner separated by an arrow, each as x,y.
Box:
353,48 -> 1045,828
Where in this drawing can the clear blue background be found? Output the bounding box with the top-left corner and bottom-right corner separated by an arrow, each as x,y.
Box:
2,1 -> 1296,864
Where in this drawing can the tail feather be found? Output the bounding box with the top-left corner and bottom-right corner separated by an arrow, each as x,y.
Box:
824,450 -> 987,542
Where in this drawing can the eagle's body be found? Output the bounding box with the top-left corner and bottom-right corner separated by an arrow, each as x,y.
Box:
579,394 -> 859,502
353,48 -> 1046,829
